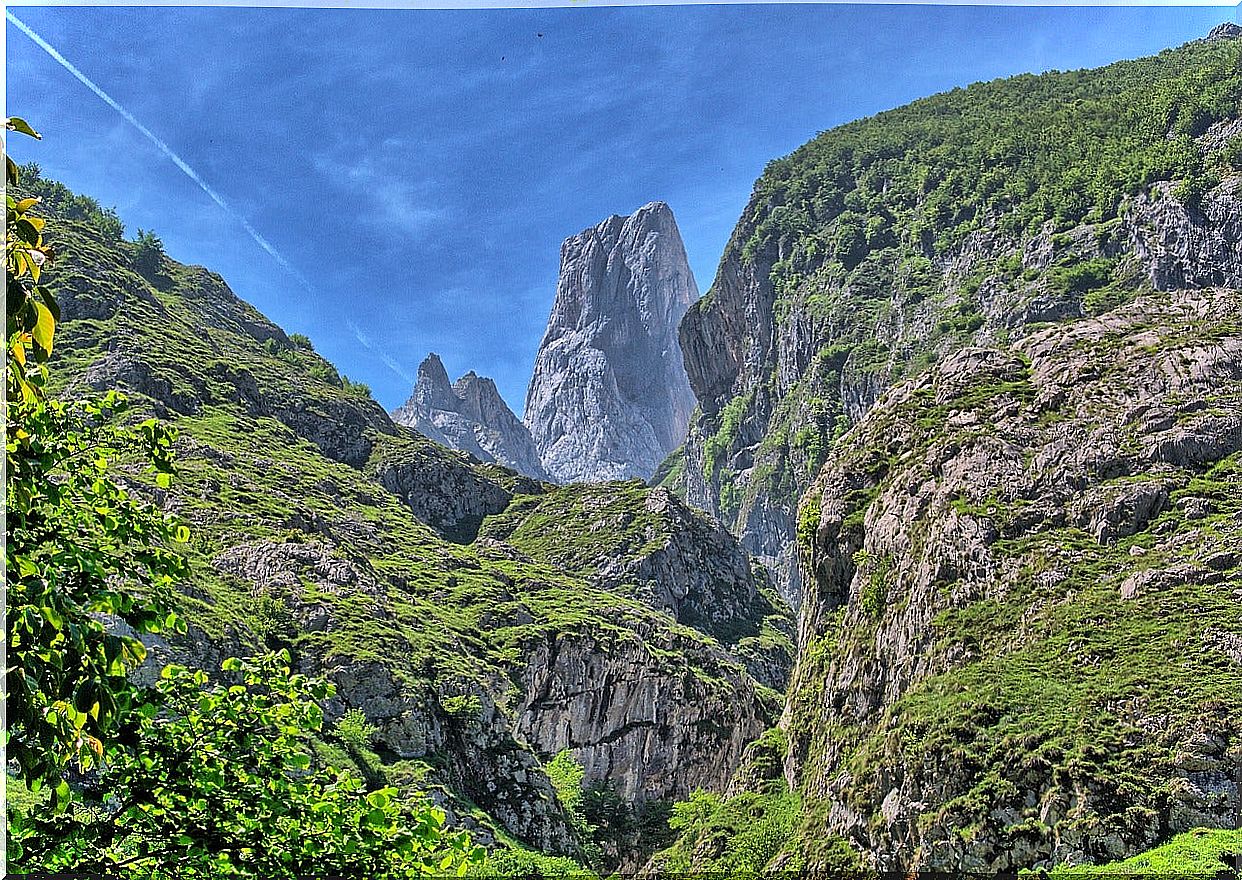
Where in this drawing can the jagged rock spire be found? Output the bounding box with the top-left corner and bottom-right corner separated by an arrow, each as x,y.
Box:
524,201 -> 698,483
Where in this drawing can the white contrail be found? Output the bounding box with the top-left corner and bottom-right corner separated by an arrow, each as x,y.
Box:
5,10 -> 311,289
7,10 -> 416,387
348,321 -> 415,385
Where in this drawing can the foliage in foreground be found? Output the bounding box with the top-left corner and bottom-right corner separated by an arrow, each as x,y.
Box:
6,116 -> 189,796
6,118 -> 481,878
8,652 -> 483,878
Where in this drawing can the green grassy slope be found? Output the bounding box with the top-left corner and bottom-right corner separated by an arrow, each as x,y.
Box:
1041,828 -> 1242,878
23,170 -> 786,866
786,292 -> 1242,871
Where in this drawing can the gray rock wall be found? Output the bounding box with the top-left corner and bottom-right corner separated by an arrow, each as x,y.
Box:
392,353 -> 549,480
525,202 -> 698,483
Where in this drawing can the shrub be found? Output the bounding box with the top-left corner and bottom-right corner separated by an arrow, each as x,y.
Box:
334,707 -> 379,750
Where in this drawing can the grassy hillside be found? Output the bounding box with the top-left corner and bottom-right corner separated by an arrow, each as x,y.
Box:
1040,828 -> 1242,878
21,168 -> 788,870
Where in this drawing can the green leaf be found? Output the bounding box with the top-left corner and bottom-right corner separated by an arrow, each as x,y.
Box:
6,117 -> 41,138
30,301 -> 54,354
365,808 -> 388,829
36,286 -> 59,322
16,217 -> 41,245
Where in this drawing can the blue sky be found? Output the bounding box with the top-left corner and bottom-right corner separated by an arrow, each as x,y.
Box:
6,4 -> 1237,413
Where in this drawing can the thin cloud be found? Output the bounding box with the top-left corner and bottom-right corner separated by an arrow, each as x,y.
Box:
347,320 -> 415,387
5,10 -> 310,289
7,9 -> 417,388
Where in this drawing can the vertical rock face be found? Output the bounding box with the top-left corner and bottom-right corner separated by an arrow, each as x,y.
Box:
787,289 -> 1242,871
392,353 -> 549,480
524,202 -> 698,483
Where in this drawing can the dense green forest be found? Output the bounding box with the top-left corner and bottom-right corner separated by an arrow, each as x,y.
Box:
747,36 -> 1241,290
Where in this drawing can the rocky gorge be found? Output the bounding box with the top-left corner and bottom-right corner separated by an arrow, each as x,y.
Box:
31,176 -> 789,871
23,22 -> 1242,877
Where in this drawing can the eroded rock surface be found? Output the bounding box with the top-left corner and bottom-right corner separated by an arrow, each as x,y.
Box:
525,202 -> 698,483
786,289 -> 1242,872
393,353 -> 549,480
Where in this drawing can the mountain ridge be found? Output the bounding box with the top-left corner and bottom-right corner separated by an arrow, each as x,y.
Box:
657,27 -> 1242,874
391,352 -> 549,480
23,169 -> 790,872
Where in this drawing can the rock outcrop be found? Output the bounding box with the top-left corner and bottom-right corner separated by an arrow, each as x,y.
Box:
477,482 -> 795,691
680,163 -> 1242,616
785,289 -> 1242,872
1204,21 -> 1242,42
516,621 -> 772,804
525,202 -> 698,483
392,354 -> 549,481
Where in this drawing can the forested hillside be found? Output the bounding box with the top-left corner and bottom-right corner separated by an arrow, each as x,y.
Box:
6,164 -> 792,876
662,24 -> 1242,874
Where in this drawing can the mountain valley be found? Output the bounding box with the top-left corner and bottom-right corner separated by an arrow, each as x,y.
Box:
11,22 -> 1242,878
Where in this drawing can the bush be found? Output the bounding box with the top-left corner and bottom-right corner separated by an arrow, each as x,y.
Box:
8,653 -> 482,877
440,693 -> 483,719
334,707 -> 380,749
341,374 -> 373,399
1050,257 -> 1116,296
133,228 -> 166,277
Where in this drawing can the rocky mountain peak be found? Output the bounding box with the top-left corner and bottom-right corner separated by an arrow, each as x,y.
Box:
410,352 -> 457,411
1205,21 -> 1242,42
392,355 -> 548,480
525,202 -> 699,483
452,371 -> 509,425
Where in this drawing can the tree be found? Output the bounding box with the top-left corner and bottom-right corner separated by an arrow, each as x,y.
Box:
132,228 -> 165,278
8,652 -> 484,878
5,391 -> 189,794
6,117 -> 188,797
6,117 -> 57,403
545,750 -> 600,866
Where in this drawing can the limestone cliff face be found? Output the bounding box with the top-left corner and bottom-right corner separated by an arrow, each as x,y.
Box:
515,623 -> 771,805
785,288 -> 1242,872
476,482 -> 792,804
392,354 -> 548,481
525,202 -> 698,483
679,162 -> 1242,614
